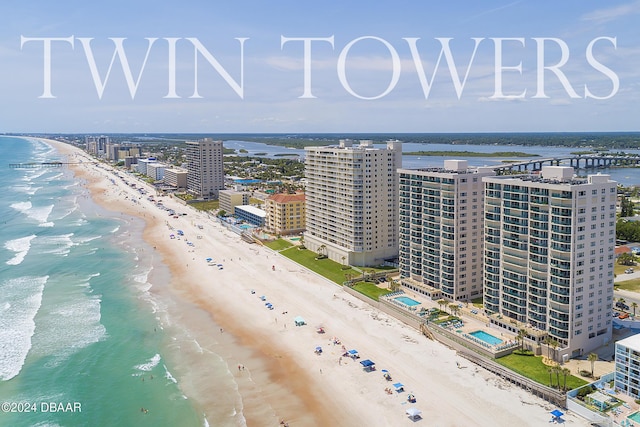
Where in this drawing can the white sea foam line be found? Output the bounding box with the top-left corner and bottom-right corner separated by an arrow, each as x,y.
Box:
164,364 -> 178,384
5,235 -> 37,266
39,233 -> 74,256
25,169 -> 48,181
52,198 -> 78,221
74,235 -> 101,245
11,184 -> 41,195
45,172 -> 64,182
0,276 -> 48,381
10,201 -> 31,212
10,201 -> 54,225
134,353 -> 162,372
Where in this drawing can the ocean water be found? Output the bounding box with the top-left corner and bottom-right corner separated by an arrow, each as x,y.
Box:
0,137 -> 237,426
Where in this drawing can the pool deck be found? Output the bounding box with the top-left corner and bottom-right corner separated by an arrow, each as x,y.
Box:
380,289 -> 518,348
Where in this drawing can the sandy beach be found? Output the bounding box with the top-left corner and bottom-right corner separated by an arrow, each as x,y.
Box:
46,139 -> 592,426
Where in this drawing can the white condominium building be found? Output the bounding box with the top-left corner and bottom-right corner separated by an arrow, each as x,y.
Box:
304,139 -> 401,267
615,334 -> 640,400
483,166 -> 617,360
186,138 -> 225,200
398,160 -> 495,302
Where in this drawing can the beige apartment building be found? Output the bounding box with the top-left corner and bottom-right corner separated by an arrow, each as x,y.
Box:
218,189 -> 250,215
398,160 -> 495,302
186,138 -> 224,200
163,167 -> 188,190
304,139 -> 401,267
483,167 -> 617,360
264,193 -> 305,236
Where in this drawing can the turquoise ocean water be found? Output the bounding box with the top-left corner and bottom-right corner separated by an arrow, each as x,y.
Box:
0,137 -> 215,426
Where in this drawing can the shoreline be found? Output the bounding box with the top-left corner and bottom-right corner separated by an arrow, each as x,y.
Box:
44,139 -> 592,426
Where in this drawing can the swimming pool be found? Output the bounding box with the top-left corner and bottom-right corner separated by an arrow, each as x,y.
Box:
469,330 -> 503,346
394,296 -> 421,307
629,411 -> 640,423
233,179 -> 262,184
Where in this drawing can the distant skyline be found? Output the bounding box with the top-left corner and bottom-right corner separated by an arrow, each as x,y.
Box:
1,1 -> 639,134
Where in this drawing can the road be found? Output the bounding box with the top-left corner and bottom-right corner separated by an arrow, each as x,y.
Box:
615,268 -> 640,309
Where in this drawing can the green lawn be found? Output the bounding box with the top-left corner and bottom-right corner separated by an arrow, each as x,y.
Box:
471,297 -> 483,308
615,279 -> 640,291
264,239 -> 294,251
280,247 -> 358,284
189,200 -> 219,211
351,281 -> 392,301
496,353 -> 588,390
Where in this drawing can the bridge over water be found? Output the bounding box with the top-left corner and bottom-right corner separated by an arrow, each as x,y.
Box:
494,154 -> 640,174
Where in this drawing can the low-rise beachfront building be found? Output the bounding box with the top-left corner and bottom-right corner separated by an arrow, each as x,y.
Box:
398,160 -> 495,302
186,138 -> 225,200
163,167 -> 188,190
264,193 -> 305,236
614,334 -> 640,399
136,158 -> 157,176
483,167 -> 617,360
219,189 -> 250,215
234,205 -> 266,227
304,139 -> 401,267
147,163 -> 166,181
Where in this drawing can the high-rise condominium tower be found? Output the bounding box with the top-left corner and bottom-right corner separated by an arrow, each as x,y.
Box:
186,138 -> 224,200
398,160 -> 495,302
304,139 -> 401,267
483,166 -> 617,359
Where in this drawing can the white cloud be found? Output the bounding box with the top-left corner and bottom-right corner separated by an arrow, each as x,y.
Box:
581,0 -> 640,24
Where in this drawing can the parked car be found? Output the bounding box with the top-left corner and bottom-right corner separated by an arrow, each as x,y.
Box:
625,268 -> 635,274
616,301 -> 630,311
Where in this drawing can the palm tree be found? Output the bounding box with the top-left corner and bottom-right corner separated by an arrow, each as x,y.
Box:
554,365 -> 561,390
437,299 -> 447,314
548,367 -> 554,387
561,367 -> 571,391
633,302 -> 638,317
449,304 -> 459,317
341,255 -> 346,265
588,353 -> 599,378
550,339 -> 559,362
543,336 -> 552,360
517,328 -> 527,351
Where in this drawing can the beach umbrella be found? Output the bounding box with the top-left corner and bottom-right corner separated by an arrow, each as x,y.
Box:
550,409 -> 563,417
406,407 -> 422,419
206,257 -> 212,262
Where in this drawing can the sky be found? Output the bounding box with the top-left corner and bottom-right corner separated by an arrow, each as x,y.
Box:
0,1 -> 639,133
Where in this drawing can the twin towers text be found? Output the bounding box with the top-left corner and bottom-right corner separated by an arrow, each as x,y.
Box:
20,35 -> 619,101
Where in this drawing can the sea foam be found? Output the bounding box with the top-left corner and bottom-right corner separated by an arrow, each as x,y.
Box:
0,276 -> 47,381
5,234 -> 37,265
10,201 -> 54,226
134,353 -> 162,372
29,279 -> 107,366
